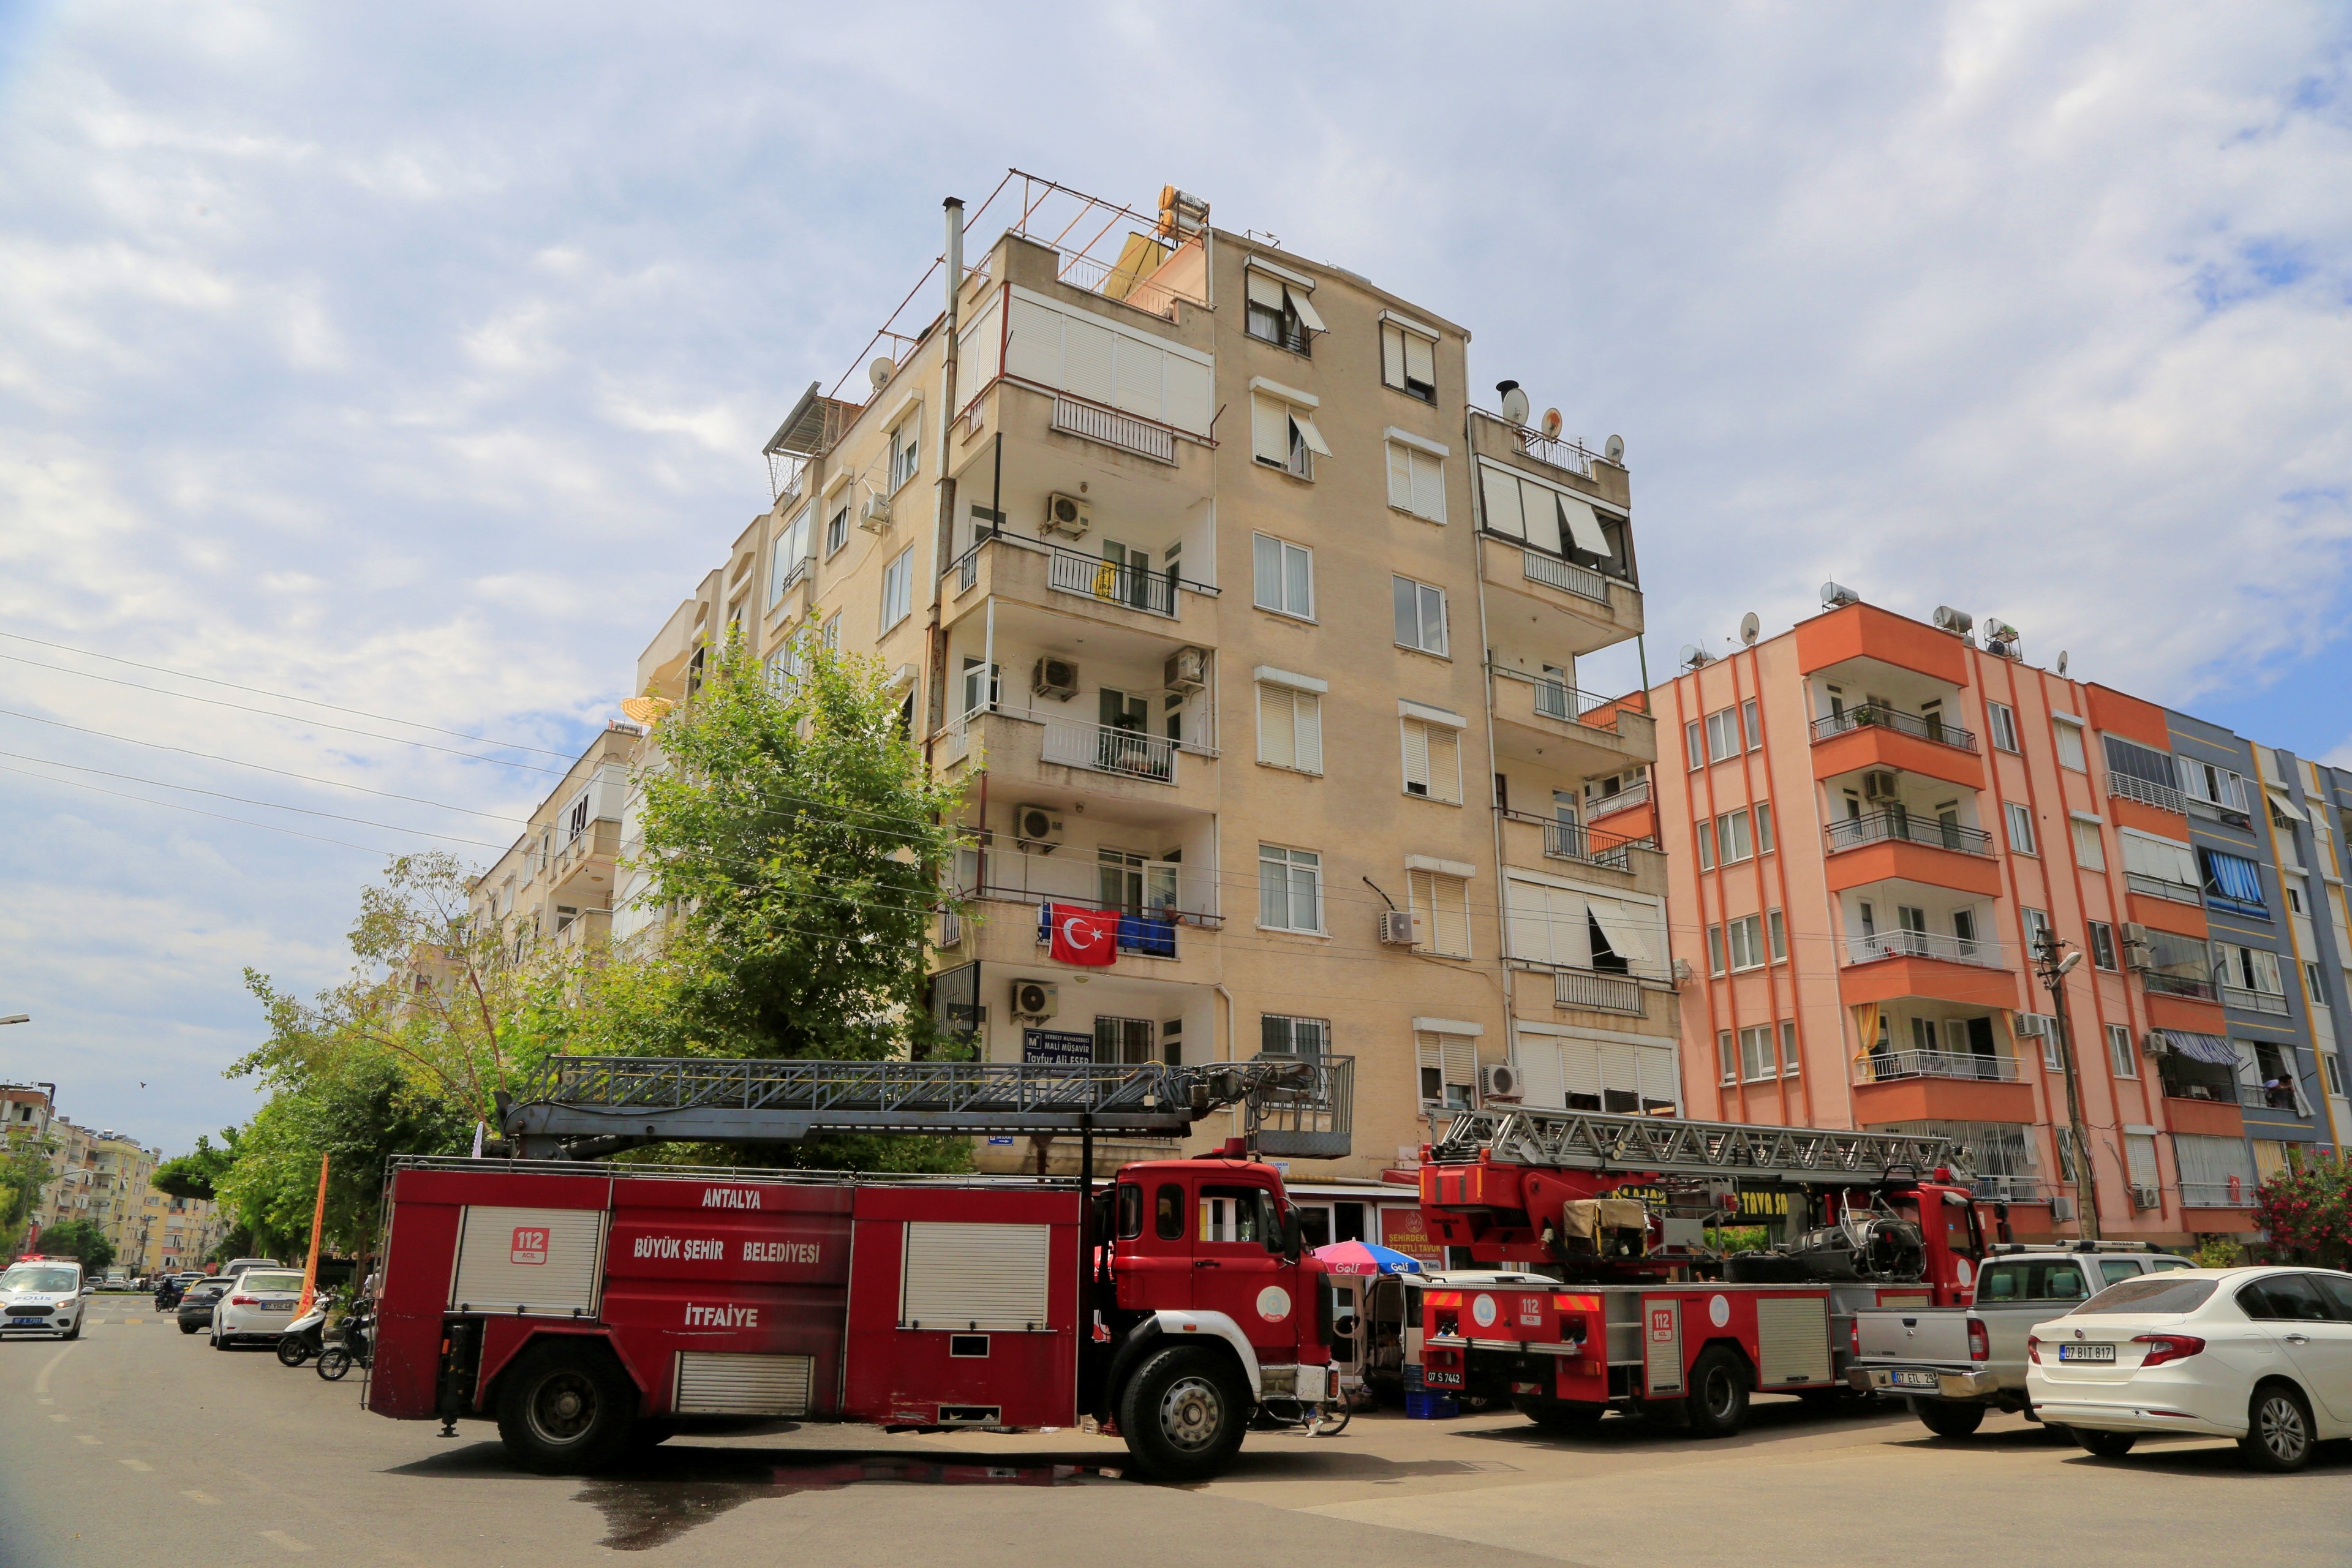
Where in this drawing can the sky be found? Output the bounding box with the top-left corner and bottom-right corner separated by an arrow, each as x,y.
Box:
1,2 -> 2348,1154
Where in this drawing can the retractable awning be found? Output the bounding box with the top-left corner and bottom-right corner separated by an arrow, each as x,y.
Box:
2155,1029 -> 2239,1066
2264,786 -> 2306,823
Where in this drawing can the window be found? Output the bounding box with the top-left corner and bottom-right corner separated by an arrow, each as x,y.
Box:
1742,699 -> 1761,750
1245,266 -> 1319,353
770,509 -> 812,603
1695,820 -> 1716,870
2088,921 -> 2117,971
1385,440 -> 1447,521
2054,719 -> 2086,771
1705,709 -> 1741,763
1768,909 -> 1787,962
959,657 -> 999,717
880,547 -> 914,631
1717,810 -> 1753,864
2284,875 -> 2307,916
2327,1052 -> 2346,1098
1258,845 -> 1322,932
2306,960 -> 2329,1008
826,503 -> 851,556
1255,682 -> 1324,775
2004,802 -> 2037,855
1094,1016 -> 1156,1065
1987,702 -> 2019,753
1738,1025 -> 1777,1082
821,612 -> 840,652
1726,914 -> 1766,971
1755,802 -> 1774,854
1251,391 -> 1327,478
1685,721 -> 1705,771
1252,533 -> 1314,618
888,418 -> 920,492
2070,816 -> 2105,870
2198,848 -> 2267,914
2180,759 -> 2248,813
1416,1031 -> 1477,1108
1716,1030 -> 1736,1085
2107,1023 -> 2136,1079
1409,869 -> 1472,957
1781,1020 -> 1800,1076
1261,1014 -> 1330,1059
2021,907 -> 2052,960
1707,925 -> 1726,975
1380,318 -> 1438,402
1400,718 -> 1462,803
1392,576 -> 1449,655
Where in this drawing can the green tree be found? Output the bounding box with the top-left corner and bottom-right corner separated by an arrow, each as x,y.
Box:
37,1217 -> 114,1274
154,1132 -> 238,1202
0,1136 -> 58,1253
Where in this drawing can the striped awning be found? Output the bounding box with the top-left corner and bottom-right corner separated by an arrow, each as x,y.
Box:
2155,1029 -> 2239,1066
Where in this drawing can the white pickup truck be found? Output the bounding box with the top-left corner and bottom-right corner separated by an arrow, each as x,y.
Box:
1845,1243 -> 2195,1437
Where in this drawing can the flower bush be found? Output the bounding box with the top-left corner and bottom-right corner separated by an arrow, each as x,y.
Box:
2255,1161 -> 2352,1270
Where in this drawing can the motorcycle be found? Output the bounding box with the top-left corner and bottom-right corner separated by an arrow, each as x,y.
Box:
154,1278 -> 185,1312
317,1298 -> 372,1382
276,1292 -> 333,1366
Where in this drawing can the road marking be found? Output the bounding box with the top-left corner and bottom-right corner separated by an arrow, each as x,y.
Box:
181,1491 -> 217,1506
48,1414 -> 68,1423
120,1458 -> 153,1472
36,1397 -> 52,1404
75,1434 -> 100,1446
34,1344 -> 75,1395
260,1531 -> 313,1553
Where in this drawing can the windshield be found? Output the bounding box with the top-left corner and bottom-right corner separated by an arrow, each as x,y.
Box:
185,1281 -> 227,1298
1,1266 -> 78,1294
239,1273 -> 306,1294
1978,1259 -> 2089,1303
2073,1276 -> 2218,1314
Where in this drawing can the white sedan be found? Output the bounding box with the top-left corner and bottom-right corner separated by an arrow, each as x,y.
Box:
2026,1265 -> 2352,1471
209,1268 -> 308,1349
0,1261 -> 87,1340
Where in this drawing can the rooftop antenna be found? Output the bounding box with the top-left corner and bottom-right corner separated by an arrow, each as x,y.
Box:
1821,581 -> 1860,609
1739,611 -> 1761,647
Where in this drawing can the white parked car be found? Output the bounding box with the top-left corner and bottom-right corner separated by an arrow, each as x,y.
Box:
2026,1265 -> 2352,1471
210,1268 -> 307,1349
0,1259 -> 88,1340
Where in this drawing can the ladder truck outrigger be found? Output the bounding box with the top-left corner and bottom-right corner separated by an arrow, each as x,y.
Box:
364,1054 -> 1354,1482
1412,1104 -> 2009,1438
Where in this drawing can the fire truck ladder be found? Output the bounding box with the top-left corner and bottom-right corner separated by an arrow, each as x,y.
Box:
496,1054 -> 1353,1160
1430,1105 -> 1969,1185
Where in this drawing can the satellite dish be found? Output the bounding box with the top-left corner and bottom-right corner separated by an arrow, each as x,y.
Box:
2056,650 -> 2069,676
1739,612 -> 1760,647
1603,434 -> 1624,463
1821,581 -> 1859,609
1678,644 -> 1713,669
1496,380 -> 1530,426
1541,408 -> 1564,440
869,356 -> 896,391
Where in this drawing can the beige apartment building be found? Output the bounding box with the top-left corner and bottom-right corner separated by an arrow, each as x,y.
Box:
620,178 -> 1670,1193
466,723 -> 643,960
31,1120 -> 171,1270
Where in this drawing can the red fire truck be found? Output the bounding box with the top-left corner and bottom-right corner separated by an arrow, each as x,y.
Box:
1410,1105 -> 2005,1436
366,1055 -> 1352,1482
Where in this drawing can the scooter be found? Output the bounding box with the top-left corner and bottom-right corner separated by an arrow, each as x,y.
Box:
317,1298 -> 371,1382
276,1292 -> 333,1366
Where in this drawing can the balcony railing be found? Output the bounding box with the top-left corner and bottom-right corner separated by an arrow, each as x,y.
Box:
2108,772 -> 2186,815
1845,930 -> 2008,970
1499,809 -> 1654,873
1969,1174 -> 2044,1204
964,850 -> 1219,929
1047,546 -> 1177,617
1050,393 -> 1178,464
2179,1180 -> 2257,1208
1034,900 -> 1178,959
1553,967 -> 1644,1014
2221,984 -> 2290,1017
1825,810 -> 1995,858
2139,969 -> 2218,1002
1039,715 -> 1177,783
1854,1049 -> 2019,1084
1584,780 -> 1649,819
1503,668 -> 1646,725
1521,548 -> 1609,605
1810,706 -> 1978,753
2124,870 -> 2201,905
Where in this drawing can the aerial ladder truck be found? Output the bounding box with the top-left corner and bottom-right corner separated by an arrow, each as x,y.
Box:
366,1053 -> 1353,1481
1411,1104 -> 2006,1437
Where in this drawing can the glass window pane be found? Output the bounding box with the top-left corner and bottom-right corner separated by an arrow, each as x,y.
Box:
1392,576 -> 1417,644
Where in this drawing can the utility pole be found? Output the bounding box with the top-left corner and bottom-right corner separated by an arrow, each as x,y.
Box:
2035,932 -> 2101,1240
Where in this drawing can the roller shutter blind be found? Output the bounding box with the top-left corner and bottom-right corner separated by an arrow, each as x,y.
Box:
1251,394 -> 1289,464
1291,410 -> 1332,457
1404,330 -> 1436,387
674,1352 -> 814,1416
1506,878 -> 1591,968
1585,894 -> 1664,976
1060,314 -> 1116,404
1401,720 -> 1460,802
1410,869 -> 1471,957
1005,296 -> 1061,383
1246,270 -> 1286,310
1480,464 -> 1526,538
1518,478 -> 1562,553
957,297 -> 1002,398
1284,284 -> 1325,334
1415,1031 -> 1478,1101
1382,324 -> 1407,388
900,1221 -> 1052,1330
448,1206 -> 606,1317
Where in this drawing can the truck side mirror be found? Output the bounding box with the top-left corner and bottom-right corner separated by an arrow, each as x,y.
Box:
1279,1207 -> 1302,1264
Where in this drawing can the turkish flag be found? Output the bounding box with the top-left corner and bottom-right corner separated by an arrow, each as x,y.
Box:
1047,903 -> 1119,967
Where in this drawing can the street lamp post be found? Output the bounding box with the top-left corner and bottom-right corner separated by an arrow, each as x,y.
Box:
2035,933 -> 2101,1241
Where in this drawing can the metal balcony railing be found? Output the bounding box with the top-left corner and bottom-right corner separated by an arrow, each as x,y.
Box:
970,850 -> 1219,929
1825,810 -> 1996,858
2124,870 -> 2201,905
2108,772 -> 2186,815
1047,546 -> 1177,616
1499,810 -> 1654,873
1969,1175 -> 2043,1204
1854,1049 -> 2019,1084
2179,1180 -> 2257,1208
1039,715 -> 1177,783
1844,930 -> 2008,969
1553,967 -> 1644,1014
1499,667 -> 1646,726
1520,548 -> 1610,605
2139,969 -> 2218,1001
2221,984 -> 2290,1017
1049,393 -> 1178,465
1810,706 -> 1978,753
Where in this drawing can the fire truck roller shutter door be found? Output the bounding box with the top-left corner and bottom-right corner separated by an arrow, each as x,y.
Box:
1755,1295 -> 1831,1387
900,1222 -> 1053,1330
673,1351 -> 815,1416
449,1207 -> 608,1317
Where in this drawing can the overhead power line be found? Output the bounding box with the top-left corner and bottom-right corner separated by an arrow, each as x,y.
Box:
0,761 -> 421,858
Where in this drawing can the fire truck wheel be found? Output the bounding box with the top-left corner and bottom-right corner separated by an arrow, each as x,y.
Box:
1907,1398 -> 1985,1439
1119,1346 -> 1247,1482
497,1343 -> 638,1474
1512,1396 -> 1603,1433
1683,1347 -> 1751,1438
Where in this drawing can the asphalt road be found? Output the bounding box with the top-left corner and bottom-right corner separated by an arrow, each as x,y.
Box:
7,1295 -> 2352,1567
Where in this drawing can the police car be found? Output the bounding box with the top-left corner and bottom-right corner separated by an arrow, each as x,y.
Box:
0,1257 -> 88,1339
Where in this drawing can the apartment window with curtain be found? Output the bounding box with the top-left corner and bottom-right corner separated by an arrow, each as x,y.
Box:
2021,907 -> 2052,958
2070,815 -> 2105,870
1717,1030 -> 1737,1085
1252,533 -> 1314,619
1987,702 -> 2019,753
1251,391 -> 1329,478
2199,847 -> 2267,914
1417,1032 -> 1477,1108
2107,1023 -> 2137,1078
2088,921 -> 2117,970
1380,318 -> 1438,402
1706,924 -> 1726,975
888,418 -> 920,492
2055,719 -> 2087,771
1408,869 -> 1472,958
1255,680 -> 1324,775
826,503 -> 851,556
1738,1025 -> 1777,1082
2004,802 -> 2037,855
1726,914 -> 1766,971
1705,708 -> 1741,763
770,508 -> 812,603
1258,845 -> 1322,932
880,547 -> 914,631
1385,439 -> 1447,521
1755,803 -> 1775,853
1717,810 -> 1754,863
1768,909 -> 1787,962
1780,1020 -> 1799,1075
1392,576 -> 1448,655
1401,718 -> 1463,802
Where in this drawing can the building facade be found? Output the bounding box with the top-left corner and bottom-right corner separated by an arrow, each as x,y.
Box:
467,723 -> 643,960
619,180 -> 1671,1184
30,1121 -> 170,1270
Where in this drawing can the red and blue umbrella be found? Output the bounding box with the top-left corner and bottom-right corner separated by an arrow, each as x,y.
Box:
1311,1240 -> 1425,1276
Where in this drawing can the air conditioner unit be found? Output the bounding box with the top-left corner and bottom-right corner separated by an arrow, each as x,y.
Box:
1032,657 -> 1080,701
859,490 -> 892,532
1672,958 -> 1694,984
1378,910 -> 1418,946
1012,804 -> 1063,850
1163,646 -> 1208,693
1861,770 -> 1901,802
2130,1185 -> 2161,1212
2122,922 -> 2150,955
1480,1063 -> 1523,1103
1932,605 -> 1973,636
2014,1013 -> 2055,1039
1010,979 -> 1058,1022
1041,492 -> 1092,540
2048,1196 -> 2074,1221
2142,1031 -> 2166,1058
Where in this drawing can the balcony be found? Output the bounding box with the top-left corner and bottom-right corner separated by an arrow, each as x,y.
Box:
2124,871 -> 2201,905
1824,812 -> 2003,898
1811,718 -> 1986,792
960,848 -> 1219,930
1049,393 -> 1178,465
1496,809 -> 1662,886
1811,705 -> 1977,754
1584,780 -> 1649,820
2107,772 -> 2186,816
1552,967 -> 1645,1015
2140,970 -> 2218,1003
1487,667 -> 1656,777
1476,535 -> 1643,657
1827,810 -> 1994,856
1845,930 -> 2007,970
938,708 -> 1218,814
2221,984 -> 2291,1017
947,533 -> 1215,642
1853,1049 -> 2019,1085
1970,1175 -> 2045,1204
2179,1182 -> 2258,1210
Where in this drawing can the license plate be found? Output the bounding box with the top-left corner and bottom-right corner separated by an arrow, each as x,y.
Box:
261,1302 -> 294,1312
2058,1343 -> 2116,1363
1893,1370 -> 1940,1389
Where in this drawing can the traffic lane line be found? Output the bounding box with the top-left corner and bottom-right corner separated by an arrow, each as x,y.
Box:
121,1458 -> 153,1471
34,1343 -> 76,1395
181,1491 -> 218,1505
261,1530 -> 312,1553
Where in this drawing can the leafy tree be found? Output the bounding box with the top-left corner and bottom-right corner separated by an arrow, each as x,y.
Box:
154,1132 -> 239,1202
0,1136 -> 58,1253
37,1217 -> 114,1274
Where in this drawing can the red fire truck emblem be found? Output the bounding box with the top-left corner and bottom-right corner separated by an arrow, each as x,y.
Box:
511,1227 -> 549,1265
1648,1306 -> 1674,1341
